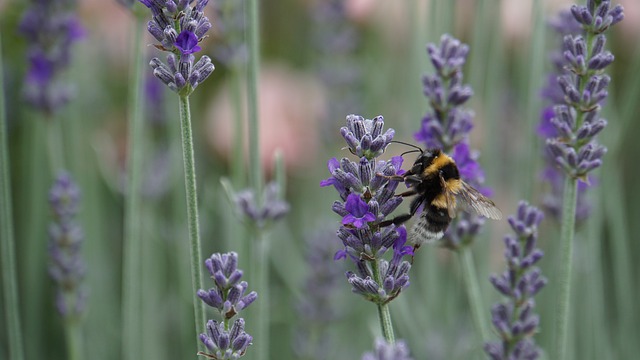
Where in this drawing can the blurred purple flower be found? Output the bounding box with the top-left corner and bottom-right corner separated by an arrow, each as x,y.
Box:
48,171 -> 87,318
19,1 -> 84,115
362,338 -> 414,360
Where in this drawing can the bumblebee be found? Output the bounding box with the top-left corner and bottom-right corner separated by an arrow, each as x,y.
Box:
380,146 -> 502,248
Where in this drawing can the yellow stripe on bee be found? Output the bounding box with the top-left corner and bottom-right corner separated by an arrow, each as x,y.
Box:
446,178 -> 462,192
424,154 -> 454,176
431,194 -> 450,209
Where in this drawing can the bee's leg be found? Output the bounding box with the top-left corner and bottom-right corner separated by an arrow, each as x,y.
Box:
377,174 -> 405,181
379,196 -> 424,227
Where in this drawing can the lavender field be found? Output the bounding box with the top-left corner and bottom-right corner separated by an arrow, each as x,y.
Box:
1,0 -> 639,359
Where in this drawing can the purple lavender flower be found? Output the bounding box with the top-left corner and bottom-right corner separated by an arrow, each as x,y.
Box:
323,115 -> 413,304
484,202 -> 546,360
413,34 -> 490,249
197,252 -> 255,358
233,182 -> 289,228
210,0 -> 248,68
19,0 -> 84,115
48,171 -> 87,318
342,193 -> 377,229
541,1 -> 623,182
199,318 -> 253,359
141,0 -> 215,95
362,338 -> 414,360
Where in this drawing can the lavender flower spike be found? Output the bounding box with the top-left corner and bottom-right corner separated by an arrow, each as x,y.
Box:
233,182 -> 290,228
484,202 -> 546,360
140,0 -> 215,95
48,171 -> 87,318
19,0 -> 84,115
362,338 -> 414,360
197,252 -> 256,359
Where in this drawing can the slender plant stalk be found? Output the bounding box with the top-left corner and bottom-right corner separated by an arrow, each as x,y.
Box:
47,119 -> 65,173
458,247 -> 490,345
371,259 -> 395,343
122,13 -> 145,360
178,94 -> 206,347
65,320 -> 83,360
247,0 -> 262,195
554,176 -> 578,360
0,32 -> 26,360
253,230 -> 270,360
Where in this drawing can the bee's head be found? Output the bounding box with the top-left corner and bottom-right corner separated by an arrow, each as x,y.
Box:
412,148 -> 441,172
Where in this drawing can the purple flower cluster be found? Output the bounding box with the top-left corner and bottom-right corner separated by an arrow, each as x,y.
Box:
48,171 -> 87,318
140,0 -> 215,95
210,0 -> 248,68
538,1 -> 623,222
414,34 -> 489,249
197,252 -> 256,358
362,338 -> 413,360
19,0 -> 84,115
484,202 -> 546,360
234,182 -> 290,228
322,115 -> 413,304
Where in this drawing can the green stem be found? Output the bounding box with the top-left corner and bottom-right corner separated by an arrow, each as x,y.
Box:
554,176 -> 578,360
179,94 -> 206,348
371,259 -> 395,343
247,0 -> 262,195
122,14 -> 145,360
47,118 -> 65,173
253,230 -> 270,360
458,247 -> 490,345
64,320 -> 83,360
0,32 -> 26,360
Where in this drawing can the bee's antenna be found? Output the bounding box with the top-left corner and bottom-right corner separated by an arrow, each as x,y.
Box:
400,149 -> 422,157
390,140 -> 424,152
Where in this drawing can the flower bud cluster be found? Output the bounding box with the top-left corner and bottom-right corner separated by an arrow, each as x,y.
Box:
234,182 -> 290,228
48,171 -> 87,318
362,338 -> 414,360
322,115 -> 413,304
139,0 -> 215,95
210,0 -> 248,68
544,0 -> 623,181
197,252 -> 255,359
484,202 -> 546,360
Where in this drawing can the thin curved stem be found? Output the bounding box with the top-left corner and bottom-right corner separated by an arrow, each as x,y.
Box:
179,95 -> 206,349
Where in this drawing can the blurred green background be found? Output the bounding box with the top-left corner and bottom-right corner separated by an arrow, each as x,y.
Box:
1,0 -> 640,359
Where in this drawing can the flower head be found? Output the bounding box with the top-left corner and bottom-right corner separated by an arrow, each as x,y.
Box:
485,202 -> 546,360
48,171 -> 87,318
233,182 -> 289,228
323,115 -> 413,305
19,1 -> 84,115
141,0 -> 215,95
197,252 -> 255,359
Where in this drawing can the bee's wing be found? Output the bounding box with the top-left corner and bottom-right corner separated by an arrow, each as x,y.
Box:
455,181 -> 502,220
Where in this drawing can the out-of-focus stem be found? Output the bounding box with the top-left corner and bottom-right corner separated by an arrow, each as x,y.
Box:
459,247 -> 490,345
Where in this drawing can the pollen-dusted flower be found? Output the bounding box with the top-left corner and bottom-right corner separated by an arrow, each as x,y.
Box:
19,0 -> 84,115
197,252 -> 255,359
362,338 -> 414,360
484,202 -> 546,360
48,171 -> 87,318
140,0 -> 215,95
